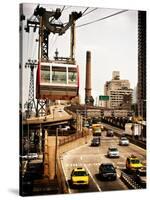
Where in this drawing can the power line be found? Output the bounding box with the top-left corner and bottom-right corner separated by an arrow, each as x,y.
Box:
82,8 -> 98,17
49,34 -> 58,53
63,6 -> 72,11
77,9 -> 128,28
61,5 -> 65,13
82,7 -> 89,15
26,33 -> 30,59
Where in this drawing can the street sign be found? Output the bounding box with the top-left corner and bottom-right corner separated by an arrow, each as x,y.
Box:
99,95 -> 109,101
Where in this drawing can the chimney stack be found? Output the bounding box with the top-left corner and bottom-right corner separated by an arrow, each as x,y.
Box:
85,51 -> 94,105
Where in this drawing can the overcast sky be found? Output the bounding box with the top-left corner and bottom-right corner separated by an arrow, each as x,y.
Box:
22,3 -> 138,105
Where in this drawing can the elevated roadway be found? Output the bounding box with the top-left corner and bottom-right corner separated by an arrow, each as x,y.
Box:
23,105 -> 72,128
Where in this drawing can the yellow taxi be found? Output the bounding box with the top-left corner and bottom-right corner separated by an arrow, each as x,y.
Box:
126,155 -> 143,171
71,167 -> 89,186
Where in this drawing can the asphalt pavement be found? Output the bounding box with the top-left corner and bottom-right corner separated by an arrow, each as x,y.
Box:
61,130 -> 146,194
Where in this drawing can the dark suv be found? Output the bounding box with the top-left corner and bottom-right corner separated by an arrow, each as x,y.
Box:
99,163 -> 117,180
106,129 -> 114,137
91,137 -> 100,146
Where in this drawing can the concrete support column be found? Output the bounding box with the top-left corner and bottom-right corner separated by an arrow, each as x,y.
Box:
44,130 -> 49,177
47,136 -> 57,180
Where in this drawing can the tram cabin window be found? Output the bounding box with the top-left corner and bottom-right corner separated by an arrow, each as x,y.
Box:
41,65 -> 50,83
52,66 -> 66,84
68,68 -> 77,84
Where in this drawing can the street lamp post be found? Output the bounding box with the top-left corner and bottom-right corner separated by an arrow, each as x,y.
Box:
53,108 -> 55,120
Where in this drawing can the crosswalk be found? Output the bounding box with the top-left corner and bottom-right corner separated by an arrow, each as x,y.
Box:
64,162 -> 125,169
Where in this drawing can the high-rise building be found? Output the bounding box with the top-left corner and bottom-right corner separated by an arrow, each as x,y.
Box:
104,71 -> 133,109
137,11 -> 146,120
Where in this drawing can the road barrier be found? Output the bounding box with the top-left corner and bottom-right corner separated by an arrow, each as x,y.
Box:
103,123 -> 146,149
56,157 -> 69,194
59,128 -> 89,146
43,131 -> 50,178
120,171 -> 142,189
127,136 -> 146,149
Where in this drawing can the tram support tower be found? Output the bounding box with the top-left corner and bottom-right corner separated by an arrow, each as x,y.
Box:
24,59 -> 37,118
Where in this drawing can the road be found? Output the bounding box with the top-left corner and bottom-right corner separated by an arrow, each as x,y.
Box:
23,105 -> 72,125
61,130 -> 146,194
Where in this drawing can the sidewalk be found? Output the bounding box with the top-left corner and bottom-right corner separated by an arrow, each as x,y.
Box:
32,177 -> 60,195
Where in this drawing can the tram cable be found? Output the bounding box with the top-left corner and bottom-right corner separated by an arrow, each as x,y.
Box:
82,8 -> 98,17
77,9 -> 128,28
30,32 -> 35,59
61,5 -> 66,13
26,32 -> 30,59
82,7 -> 89,15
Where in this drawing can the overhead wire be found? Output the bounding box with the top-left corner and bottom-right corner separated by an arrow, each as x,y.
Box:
51,34 -> 58,50
31,32 -> 36,59
26,32 -> 30,60
48,34 -> 55,57
33,41 -> 38,60
82,7 -> 89,15
82,8 -> 98,17
77,9 -> 128,28
32,34 -> 38,60
63,6 -> 72,11
49,34 -> 59,56
61,5 -> 65,13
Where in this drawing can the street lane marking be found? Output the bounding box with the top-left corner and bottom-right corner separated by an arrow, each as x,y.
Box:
64,143 -> 89,155
66,162 -> 101,167
84,164 -> 102,192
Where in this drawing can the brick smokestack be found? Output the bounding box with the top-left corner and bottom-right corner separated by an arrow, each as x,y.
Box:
85,51 -> 94,105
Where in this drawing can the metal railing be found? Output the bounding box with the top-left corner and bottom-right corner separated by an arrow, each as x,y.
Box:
120,171 -> 142,189
59,128 -> 89,146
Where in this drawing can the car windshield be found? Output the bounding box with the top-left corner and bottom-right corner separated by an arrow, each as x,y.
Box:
131,159 -> 140,164
109,148 -> 118,151
102,165 -> 115,172
139,171 -> 146,176
73,171 -> 87,176
93,138 -> 100,141
94,127 -> 101,131
121,137 -> 127,140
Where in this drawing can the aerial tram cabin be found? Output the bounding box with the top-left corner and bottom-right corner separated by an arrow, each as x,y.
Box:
34,6 -> 81,101
36,61 -> 79,100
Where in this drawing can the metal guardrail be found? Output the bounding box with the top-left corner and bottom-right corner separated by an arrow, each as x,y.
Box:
120,171 -> 142,189
127,136 -> 146,149
101,122 -> 146,149
59,128 -> 89,146
56,157 -> 69,194
44,132 -> 50,177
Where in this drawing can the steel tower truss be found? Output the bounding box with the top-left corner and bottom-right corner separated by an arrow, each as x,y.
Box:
24,60 -> 37,117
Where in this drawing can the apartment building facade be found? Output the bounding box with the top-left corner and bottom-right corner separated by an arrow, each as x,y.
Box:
104,71 -> 133,110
